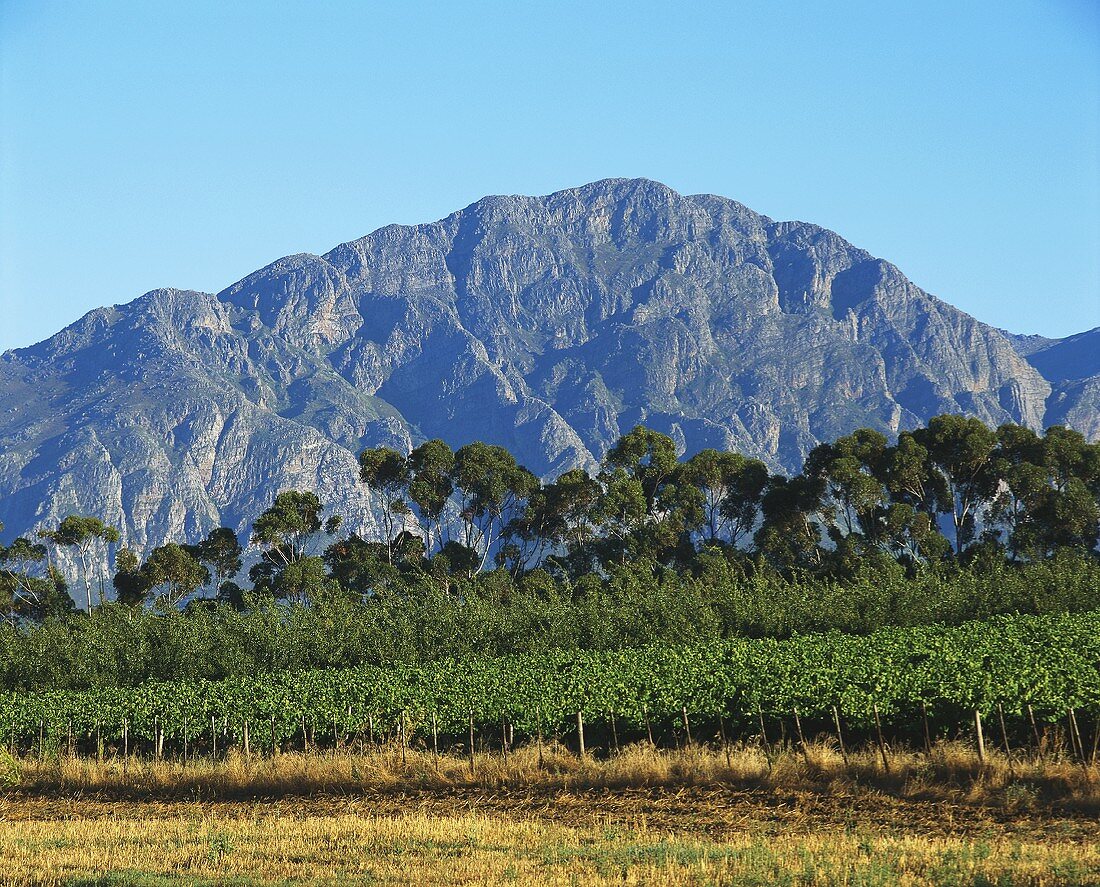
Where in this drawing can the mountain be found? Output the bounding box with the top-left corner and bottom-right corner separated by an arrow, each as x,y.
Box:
0,178 -> 1095,559
1007,327 -> 1100,441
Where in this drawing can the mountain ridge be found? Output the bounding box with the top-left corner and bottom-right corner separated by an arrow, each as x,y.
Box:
1,178 -> 1096,562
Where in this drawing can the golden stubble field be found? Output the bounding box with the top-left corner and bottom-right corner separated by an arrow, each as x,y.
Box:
1,742 -> 1098,886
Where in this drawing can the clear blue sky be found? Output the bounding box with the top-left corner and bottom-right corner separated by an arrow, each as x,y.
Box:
1,0 -> 1097,351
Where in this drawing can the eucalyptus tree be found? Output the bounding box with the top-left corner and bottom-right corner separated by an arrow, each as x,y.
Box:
451,442 -> 539,573
359,447 -> 412,565
139,542 -> 210,609
249,491 -> 342,592
0,534 -> 69,622
910,415 -> 1000,555
681,449 -> 769,548
186,527 -> 243,591
37,515 -> 121,612
407,439 -> 455,555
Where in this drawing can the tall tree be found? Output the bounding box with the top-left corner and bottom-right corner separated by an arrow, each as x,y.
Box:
451,442 -> 539,572
139,543 -> 210,609
37,515 -> 120,612
911,415 -> 1000,555
359,447 -> 412,564
682,449 -> 769,547
250,491 -> 341,592
407,439 -> 455,555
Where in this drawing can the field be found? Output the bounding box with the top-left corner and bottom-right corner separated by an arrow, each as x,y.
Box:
2,742 -> 1099,886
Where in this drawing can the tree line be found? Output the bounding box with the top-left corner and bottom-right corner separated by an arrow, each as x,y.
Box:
1,414 -> 1098,623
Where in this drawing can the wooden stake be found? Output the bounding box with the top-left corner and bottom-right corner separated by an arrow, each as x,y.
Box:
210,715 -> 217,760
996,703 -> 1013,768
832,705 -> 849,766
609,709 -> 619,754
718,715 -> 731,768
1027,704 -> 1044,762
873,702 -> 890,773
1069,708 -> 1085,765
681,706 -> 692,745
431,711 -> 439,766
468,709 -> 476,775
643,705 -> 654,747
973,709 -> 986,764
757,707 -> 772,772
921,702 -> 933,758
792,706 -> 809,763
271,715 -> 277,757
501,715 -> 509,760
576,711 -> 586,758
536,705 -> 544,769
399,711 -> 407,766
243,720 -> 251,760
122,718 -> 128,761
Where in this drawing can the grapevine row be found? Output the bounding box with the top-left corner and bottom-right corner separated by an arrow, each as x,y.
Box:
2,611 -> 1097,751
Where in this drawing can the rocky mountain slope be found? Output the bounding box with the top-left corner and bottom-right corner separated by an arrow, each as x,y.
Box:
0,178 -> 1095,557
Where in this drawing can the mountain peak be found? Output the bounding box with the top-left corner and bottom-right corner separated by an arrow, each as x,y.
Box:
0,181 -> 1095,568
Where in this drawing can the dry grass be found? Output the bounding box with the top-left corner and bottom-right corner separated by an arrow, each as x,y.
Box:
2,743 -> 1099,885
10,739 -> 1100,815
1,804 -> 1098,886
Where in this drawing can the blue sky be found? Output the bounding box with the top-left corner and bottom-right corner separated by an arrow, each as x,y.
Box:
1,0 -> 1097,351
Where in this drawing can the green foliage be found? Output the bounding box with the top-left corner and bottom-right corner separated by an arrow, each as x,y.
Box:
1,610 -> 1096,749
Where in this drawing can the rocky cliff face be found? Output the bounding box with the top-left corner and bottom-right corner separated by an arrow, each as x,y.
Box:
0,178 -> 1092,561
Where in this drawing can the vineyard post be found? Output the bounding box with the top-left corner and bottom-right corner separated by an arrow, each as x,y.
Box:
681,706 -> 692,746
757,707 -> 772,772
792,706 -> 808,764
576,711 -> 586,759
872,703 -> 890,773
67,718 -> 73,760
973,710 -> 986,764
468,709 -> 475,776
122,718 -> 128,766
38,718 -> 44,760
1068,709 -> 1085,766
182,721 -> 188,766
718,714 -> 731,769
96,722 -> 102,764
271,716 -> 277,757
921,702 -> 933,758
332,713 -> 338,750
1027,704 -> 1044,762
996,703 -> 1013,770
1090,716 -> 1099,767
535,705 -> 544,769
643,705 -> 654,747
210,715 -> 217,760
609,709 -> 619,754
399,711 -> 407,766
301,715 -> 309,753
431,711 -> 439,767
155,715 -> 164,760
832,705 -> 849,766
243,720 -> 251,760
501,715 -> 509,760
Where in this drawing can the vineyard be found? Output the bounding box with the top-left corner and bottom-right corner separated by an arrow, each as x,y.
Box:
3,610 -> 1099,759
